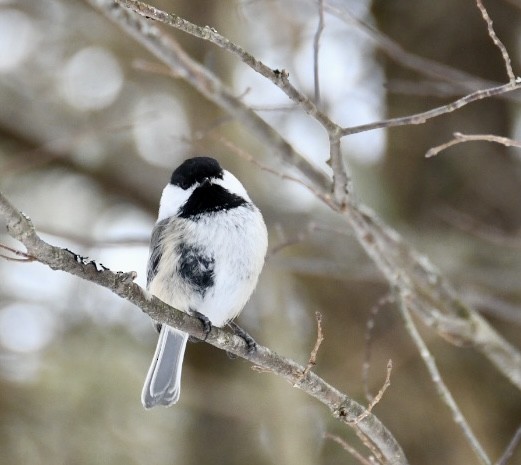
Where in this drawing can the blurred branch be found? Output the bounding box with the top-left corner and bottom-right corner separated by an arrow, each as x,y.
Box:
501,0 -> 521,11
326,1 -> 521,104
363,294 -> 394,402
202,134 -> 329,203
324,432 -> 374,465
464,291 -> 521,326
496,425 -> 521,465
313,0 -> 325,105
398,292 -> 491,465
385,79 -> 473,98
345,203 -> 521,391
323,2 -> 501,95
0,124 -> 157,212
437,206 -> 521,249
0,190 -> 408,465
426,132 -> 521,158
38,227 -> 149,248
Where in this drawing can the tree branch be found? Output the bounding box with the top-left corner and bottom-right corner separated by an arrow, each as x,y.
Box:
0,189 -> 408,465
328,130 -> 349,207
398,292 -> 491,465
88,0 -> 521,393
323,2 -> 487,89
313,0 -> 325,106
113,0 -> 339,142
426,132 -> 521,158
345,202 -> 521,391
475,0 -> 516,83
340,81 -> 521,136
496,425 -> 521,465
324,432 -> 374,465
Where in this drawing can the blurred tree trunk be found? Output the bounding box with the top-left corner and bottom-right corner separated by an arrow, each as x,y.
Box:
372,0 -> 521,228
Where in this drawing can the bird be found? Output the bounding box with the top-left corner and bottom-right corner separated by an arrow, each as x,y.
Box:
141,156 -> 268,408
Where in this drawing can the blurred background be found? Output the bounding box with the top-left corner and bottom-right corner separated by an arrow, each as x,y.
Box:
1,0 -> 521,464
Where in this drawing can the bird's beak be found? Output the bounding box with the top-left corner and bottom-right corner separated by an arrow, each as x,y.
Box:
201,177 -> 210,186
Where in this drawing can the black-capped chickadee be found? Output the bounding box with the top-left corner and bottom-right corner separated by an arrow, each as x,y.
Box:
141,156 -> 268,408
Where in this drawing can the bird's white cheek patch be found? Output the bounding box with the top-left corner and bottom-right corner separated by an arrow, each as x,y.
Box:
158,184 -> 194,221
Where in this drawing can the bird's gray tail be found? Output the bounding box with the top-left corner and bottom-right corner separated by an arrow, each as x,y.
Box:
141,325 -> 189,408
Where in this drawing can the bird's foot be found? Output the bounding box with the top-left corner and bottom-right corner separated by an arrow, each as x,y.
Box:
189,309 -> 212,341
228,321 -> 257,353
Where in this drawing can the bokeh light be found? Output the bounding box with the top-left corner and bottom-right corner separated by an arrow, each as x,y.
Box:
60,46 -> 124,111
0,9 -> 37,72
132,93 -> 191,167
0,303 -> 55,353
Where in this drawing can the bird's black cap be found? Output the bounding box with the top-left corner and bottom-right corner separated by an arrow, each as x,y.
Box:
170,157 -> 223,190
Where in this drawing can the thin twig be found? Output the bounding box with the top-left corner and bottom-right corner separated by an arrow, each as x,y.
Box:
267,222 -> 315,258
324,432 -> 373,465
398,292 -> 491,465
313,0 -> 325,106
0,243 -> 35,261
475,0 -> 516,83
386,79 -> 472,98
354,428 -> 385,465
267,232 -> 307,257
437,206 -> 521,249
496,425 -> 521,465
341,80 -> 521,136
206,134 -> 330,204
363,294 -> 394,402
426,132 -> 521,157
295,311 -> 325,384
323,1 -> 504,96
353,360 -> 392,425
0,253 -> 32,262
132,58 -> 180,77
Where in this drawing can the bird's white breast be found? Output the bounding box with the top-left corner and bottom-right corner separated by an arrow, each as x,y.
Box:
148,204 -> 267,327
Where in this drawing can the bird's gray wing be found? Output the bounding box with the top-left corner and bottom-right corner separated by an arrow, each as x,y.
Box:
146,218 -> 170,288
142,218 -> 190,408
